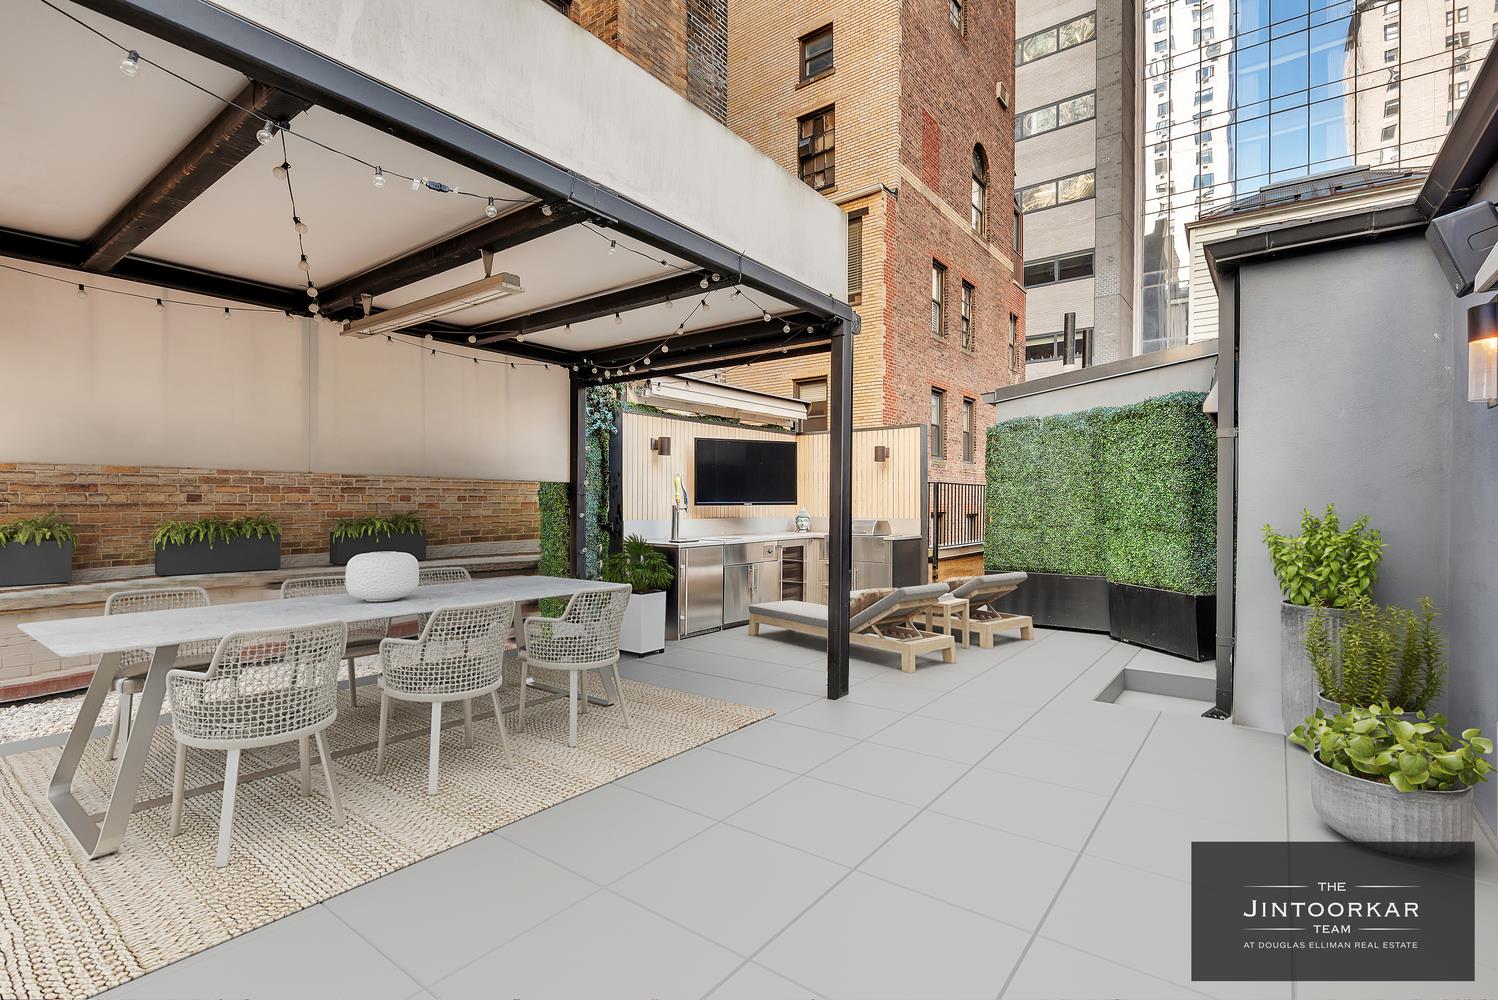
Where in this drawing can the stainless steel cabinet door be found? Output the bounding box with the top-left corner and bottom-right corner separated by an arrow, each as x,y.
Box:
722,564 -> 753,627
752,558 -> 782,604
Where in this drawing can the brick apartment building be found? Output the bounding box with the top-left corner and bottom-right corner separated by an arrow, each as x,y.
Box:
569,0 -> 1024,486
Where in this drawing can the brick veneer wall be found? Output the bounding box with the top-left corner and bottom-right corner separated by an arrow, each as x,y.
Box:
0,464 -> 539,572
571,0 -> 729,123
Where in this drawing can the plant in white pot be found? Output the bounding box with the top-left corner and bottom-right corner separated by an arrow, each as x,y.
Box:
1263,505 -> 1383,734
1307,593 -> 1446,719
601,535 -> 674,656
1290,702 -> 1492,857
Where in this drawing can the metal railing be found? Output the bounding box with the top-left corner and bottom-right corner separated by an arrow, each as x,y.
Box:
929,481 -> 986,574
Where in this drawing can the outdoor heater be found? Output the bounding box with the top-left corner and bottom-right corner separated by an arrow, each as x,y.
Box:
1468,298 -> 1498,406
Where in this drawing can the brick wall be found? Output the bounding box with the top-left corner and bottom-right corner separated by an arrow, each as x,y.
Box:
572,0 -> 729,122
0,464 -> 539,572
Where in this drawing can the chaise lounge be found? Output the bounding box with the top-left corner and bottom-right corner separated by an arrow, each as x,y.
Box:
927,572 -> 1034,648
747,582 -> 955,674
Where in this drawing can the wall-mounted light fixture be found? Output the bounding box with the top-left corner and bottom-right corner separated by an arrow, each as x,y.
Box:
873,445 -> 890,463
651,437 -> 672,456
1468,299 -> 1498,406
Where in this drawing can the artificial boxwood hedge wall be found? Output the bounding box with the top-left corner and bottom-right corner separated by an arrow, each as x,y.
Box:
986,390 -> 1216,595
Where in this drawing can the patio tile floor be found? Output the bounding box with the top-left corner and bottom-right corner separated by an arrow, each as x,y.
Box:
84,624 -> 1498,1000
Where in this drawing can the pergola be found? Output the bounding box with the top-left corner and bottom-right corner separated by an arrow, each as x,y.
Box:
0,0 -> 858,695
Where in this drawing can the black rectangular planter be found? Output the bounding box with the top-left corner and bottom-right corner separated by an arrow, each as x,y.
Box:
1107,582 -> 1216,661
991,572 -> 1111,632
0,541 -> 73,587
155,536 -> 281,577
329,532 -> 427,565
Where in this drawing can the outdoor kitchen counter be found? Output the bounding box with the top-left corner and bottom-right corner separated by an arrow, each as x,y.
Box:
644,532 -> 826,548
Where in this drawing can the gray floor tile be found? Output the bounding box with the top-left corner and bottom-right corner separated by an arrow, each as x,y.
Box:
843,677 -> 943,713
808,740 -> 968,807
931,767 -> 1110,851
979,734 -> 1134,797
1293,968 -> 1498,1000
97,905 -> 421,1000
917,688 -> 1046,732
709,719 -> 858,772
613,824 -> 846,954
429,890 -> 739,1000
728,776 -> 918,866
705,961 -> 820,999
1116,725 -> 1286,835
1085,797 -> 1278,884
1014,698 -> 1158,755
756,872 -> 1028,1000
323,835 -> 595,985
777,698 -> 905,739
861,811 -> 1074,930
867,712 -> 1010,764
1002,937 -> 1211,1000
501,783 -> 712,883
653,646 -> 798,684
620,746 -> 794,819
653,669 -> 820,712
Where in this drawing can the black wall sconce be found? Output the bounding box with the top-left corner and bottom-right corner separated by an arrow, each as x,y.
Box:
651,437 -> 672,456
873,445 -> 890,463
1469,299 -> 1498,407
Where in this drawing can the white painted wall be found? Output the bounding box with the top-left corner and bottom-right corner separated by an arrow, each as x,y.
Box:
214,0 -> 849,301
0,261 -> 569,480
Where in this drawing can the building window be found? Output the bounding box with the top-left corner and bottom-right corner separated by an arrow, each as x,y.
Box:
1025,326 -> 1092,362
1454,80 -> 1471,100
800,25 -> 834,81
1384,98 -> 1400,116
970,146 -> 988,234
1447,30 -> 1470,47
1015,91 -> 1097,141
1008,312 -> 1020,366
1384,21 -> 1399,41
847,211 -> 864,304
795,378 -> 828,432
1384,46 -> 1398,62
1015,11 -> 1096,65
949,0 -> 964,30
797,106 -> 835,190
1380,124 -> 1397,141
1022,250 -> 1094,287
931,261 -> 947,336
931,390 -> 946,458
1018,170 -> 1095,213
960,281 -> 975,349
1013,197 -> 1024,258
961,398 -> 976,462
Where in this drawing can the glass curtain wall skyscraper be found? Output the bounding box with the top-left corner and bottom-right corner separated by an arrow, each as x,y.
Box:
1140,0 -> 1492,351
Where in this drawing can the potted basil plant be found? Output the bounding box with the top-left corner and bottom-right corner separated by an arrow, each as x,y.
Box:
153,514 -> 282,576
1291,702 -> 1492,858
330,513 -> 427,565
600,534 -> 675,655
0,514 -> 76,587
1263,505 -> 1383,734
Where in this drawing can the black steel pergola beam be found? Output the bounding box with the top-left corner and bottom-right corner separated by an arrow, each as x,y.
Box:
471,270 -> 712,346
584,313 -> 822,369
0,226 -> 306,311
588,339 -> 831,385
318,202 -> 578,317
75,0 -> 854,327
83,81 -> 312,271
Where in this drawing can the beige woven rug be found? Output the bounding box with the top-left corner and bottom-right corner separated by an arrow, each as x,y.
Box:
0,673 -> 771,1000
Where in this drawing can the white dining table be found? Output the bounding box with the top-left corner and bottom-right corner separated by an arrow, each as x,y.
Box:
20,575 -> 622,860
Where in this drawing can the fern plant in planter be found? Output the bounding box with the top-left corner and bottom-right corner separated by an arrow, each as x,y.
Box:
0,514 -> 77,587
152,514 -> 282,577
600,535 -> 674,655
329,513 -> 427,565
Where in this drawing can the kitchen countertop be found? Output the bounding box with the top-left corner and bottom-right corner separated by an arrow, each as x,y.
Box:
645,532 -> 826,549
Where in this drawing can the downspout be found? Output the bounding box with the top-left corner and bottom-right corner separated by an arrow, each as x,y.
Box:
1205,268 -> 1239,719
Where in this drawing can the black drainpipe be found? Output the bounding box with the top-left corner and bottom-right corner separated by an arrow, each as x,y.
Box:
1205,270 -> 1239,719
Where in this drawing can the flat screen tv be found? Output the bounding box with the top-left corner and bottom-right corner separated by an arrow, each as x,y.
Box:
694,438 -> 798,505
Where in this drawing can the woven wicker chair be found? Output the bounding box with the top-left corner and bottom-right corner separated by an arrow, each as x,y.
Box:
517,587 -> 631,748
281,575 -> 390,708
167,620 -> 348,868
104,587 -> 217,761
413,566 -> 472,632
374,600 -> 516,796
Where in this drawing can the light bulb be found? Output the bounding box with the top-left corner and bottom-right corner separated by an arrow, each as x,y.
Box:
701,299 -> 710,311
309,302 -> 320,314
424,334 -> 434,342
222,308 -> 231,321
711,272 -> 721,282
256,120 -> 274,145
467,335 -> 477,344
628,365 -> 636,373
661,343 -> 669,353
306,285 -> 318,298
643,357 -> 651,366
516,333 -> 527,343
119,50 -> 140,77
541,203 -> 554,216
614,313 -> 622,325
411,176 -> 424,191
273,161 -> 289,180
564,323 -> 571,333
297,255 -> 309,272
155,298 -> 165,311
571,365 -> 579,372
783,323 -> 792,334
373,167 -> 386,188
591,367 -> 598,374
699,277 -> 709,289
485,197 -> 498,218
293,216 -> 307,234
665,298 -> 673,310
76,284 -> 87,299
608,240 -> 617,256
763,312 -> 772,322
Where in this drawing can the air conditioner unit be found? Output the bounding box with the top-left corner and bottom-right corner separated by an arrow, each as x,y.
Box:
995,81 -> 1011,109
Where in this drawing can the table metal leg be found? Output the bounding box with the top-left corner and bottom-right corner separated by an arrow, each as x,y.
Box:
49,645 -> 177,860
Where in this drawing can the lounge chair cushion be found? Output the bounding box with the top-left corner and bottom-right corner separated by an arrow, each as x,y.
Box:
849,582 -> 950,631
949,573 -> 1028,601
747,600 -> 829,629
849,588 -> 894,618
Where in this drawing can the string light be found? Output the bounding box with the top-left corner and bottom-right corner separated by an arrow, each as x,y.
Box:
309,302 -> 320,314
700,298 -> 710,312
485,197 -> 498,218
293,216 -> 307,234
155,298 -> 165,311
222,307 -> 231,321
273,161 -> 290,180
76,284 -> 87,299
372,166 -> 386,188
306,285 -> 318,298
118,49 -> 139,76
608,240 -> 617,256
763,312 -> 772,322
613,313 -> 622,325
516,333 -> 527,343
698,277 -> 709,289
783,323 -> 792,333
541,204 -> 554,216
664,298 -> 673,310
711,272 -> 721,282
411,175 -> 424,192
467,335 -> 477,344
256,120 -> 274,145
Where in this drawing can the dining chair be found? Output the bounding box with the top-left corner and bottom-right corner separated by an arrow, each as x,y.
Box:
374,599 -> 516,795
167,620 -> 348,868
103,587 -> 217,761
281,575 -> 390,708
413,565 -> 472,632
516,587 -> 631,748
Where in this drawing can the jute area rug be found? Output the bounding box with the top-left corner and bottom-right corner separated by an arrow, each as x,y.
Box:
0,671 -> 771,1000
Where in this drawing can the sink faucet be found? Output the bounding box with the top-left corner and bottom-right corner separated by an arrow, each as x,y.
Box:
670,503 -> 687,543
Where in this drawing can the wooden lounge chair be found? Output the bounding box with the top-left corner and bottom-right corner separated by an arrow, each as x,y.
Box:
747,583 -> 956,674
927,572 -> 1034,648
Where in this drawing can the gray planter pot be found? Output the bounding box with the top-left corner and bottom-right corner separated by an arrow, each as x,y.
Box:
1314,694 -> 1424,722
330,532 -> 427,565
155,536 -> 281,577
1281,602 -> 1350,735
1308,754 -> 1473,858
0,540 -> 73,587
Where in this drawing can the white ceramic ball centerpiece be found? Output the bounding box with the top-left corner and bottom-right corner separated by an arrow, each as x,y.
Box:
344,551 -> 419,602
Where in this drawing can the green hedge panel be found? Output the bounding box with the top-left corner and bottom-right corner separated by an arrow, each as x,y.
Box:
985,411 -> 1106,576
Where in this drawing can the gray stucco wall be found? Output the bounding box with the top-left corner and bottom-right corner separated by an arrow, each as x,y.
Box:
1236,235 -> 1453,733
